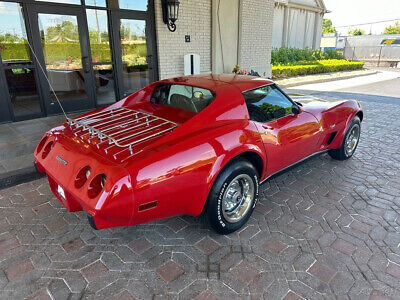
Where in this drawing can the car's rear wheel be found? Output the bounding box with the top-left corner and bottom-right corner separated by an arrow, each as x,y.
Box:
203,158 -> 259,234
328,116 -> 361,160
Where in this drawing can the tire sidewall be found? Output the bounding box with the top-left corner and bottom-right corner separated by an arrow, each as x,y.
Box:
207,159 -> 259,234
343,117 -> 361,158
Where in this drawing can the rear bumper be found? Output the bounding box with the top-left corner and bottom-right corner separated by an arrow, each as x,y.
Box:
34,160 -> 46,174
47,174 -> 84,212
34,132 -> 136,230
87,214 -> 98,230
45,173 -> 134,230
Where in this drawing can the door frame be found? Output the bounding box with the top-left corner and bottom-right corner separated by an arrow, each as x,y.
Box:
0,0 -> 159,122
0,2 -> 46,122
26,2 -> 96,115
110,3 -> 158,99
0,57 -> 14,123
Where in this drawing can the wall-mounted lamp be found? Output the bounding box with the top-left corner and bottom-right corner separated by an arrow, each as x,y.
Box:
162,0 -> 180,32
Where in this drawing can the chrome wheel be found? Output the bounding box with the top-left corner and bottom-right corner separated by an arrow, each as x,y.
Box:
222,174 -> 255,223
345,124 -> 360,157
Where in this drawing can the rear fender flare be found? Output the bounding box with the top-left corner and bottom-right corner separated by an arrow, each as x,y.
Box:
195,146 -> 266,216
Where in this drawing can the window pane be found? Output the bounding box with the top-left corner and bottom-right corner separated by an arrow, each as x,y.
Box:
5,68 -> 42,117
85,0 -> 106,7
243,85 -> 293,122
93,64 -> 116,105
38,13 -> 87,102
87,9 -> 111,62
151,84 -> 216,113
0,2 -> 31,65
120,19 -> 148,95
39,14 -> 81,68
35,0 -> 81,5
118,0 -> 148,11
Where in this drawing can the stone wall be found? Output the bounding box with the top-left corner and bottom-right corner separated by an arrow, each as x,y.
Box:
239,0 -> 275,77
154,0 -> 274,79
154,0 -> 212,79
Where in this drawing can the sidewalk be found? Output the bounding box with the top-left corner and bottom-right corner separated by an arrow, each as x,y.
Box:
275,68 -> 377,87
0,113 -> 82,189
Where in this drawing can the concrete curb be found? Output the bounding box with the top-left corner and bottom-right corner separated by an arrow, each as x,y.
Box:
277,71 -> 378,88
0,165 -> 45,190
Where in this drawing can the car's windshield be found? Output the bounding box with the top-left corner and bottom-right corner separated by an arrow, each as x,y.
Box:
150,84 -> 216,113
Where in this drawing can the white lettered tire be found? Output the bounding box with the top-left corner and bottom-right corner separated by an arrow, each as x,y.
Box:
329,116 -> 361,160
203,158 -> 259,234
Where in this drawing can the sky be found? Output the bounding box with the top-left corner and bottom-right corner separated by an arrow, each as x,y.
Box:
324,0 -> 400,35
0,1 -> 147,38
1,0 -> 400,38
0,2 -> 25,37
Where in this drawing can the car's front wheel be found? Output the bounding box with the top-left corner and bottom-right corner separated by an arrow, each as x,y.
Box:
329,115 -> 361,160
203,158 -> 259,234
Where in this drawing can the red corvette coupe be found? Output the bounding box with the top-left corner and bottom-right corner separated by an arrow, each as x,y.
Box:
34,74 -> 363,234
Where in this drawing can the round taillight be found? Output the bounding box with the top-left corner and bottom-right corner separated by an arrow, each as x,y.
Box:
41,141 -> 54,159
36,136 -> 48,154
88,174 -> 106,199
75,166 -> 91,189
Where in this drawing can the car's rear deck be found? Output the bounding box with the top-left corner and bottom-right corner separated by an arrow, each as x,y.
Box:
67,107 -> 179,162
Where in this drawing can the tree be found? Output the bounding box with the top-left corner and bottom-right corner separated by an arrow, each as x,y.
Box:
120,25 -> 132,40
322,18 -> 336,34
45,21 -> 79,42
383,22 -> 400,34
100,31 -> 109,42
0,33 -> 18,43
348,28 -> 365,36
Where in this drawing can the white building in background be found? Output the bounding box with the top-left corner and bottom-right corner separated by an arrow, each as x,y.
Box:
272,0 -> 327,49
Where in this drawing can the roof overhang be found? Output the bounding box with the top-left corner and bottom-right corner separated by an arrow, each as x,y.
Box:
275,0 -> 327,14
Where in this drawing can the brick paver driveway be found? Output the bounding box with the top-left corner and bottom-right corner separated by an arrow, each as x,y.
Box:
1,100 -> 400,299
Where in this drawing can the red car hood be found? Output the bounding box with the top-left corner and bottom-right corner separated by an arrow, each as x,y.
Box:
289,94 -> 348,116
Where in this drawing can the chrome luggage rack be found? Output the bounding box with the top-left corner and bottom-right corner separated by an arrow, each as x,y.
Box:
67,107 -> 178,160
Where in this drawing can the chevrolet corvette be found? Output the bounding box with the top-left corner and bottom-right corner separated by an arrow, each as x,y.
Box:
34,74 -> 363,234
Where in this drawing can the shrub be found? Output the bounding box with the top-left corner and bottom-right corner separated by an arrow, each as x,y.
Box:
272,60 -> 364,78
322,49 -> 344,60
0,42 -> 148,66
232,64 -> 249,75
271,47 -> 343,65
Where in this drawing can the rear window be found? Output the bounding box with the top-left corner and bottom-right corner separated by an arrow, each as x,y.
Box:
150,84 -> 216,113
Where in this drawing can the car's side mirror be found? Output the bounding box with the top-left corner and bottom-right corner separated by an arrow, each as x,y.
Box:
291,104 -> 300,115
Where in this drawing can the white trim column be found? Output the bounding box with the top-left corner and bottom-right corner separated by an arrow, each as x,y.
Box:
282,6 -> 289,47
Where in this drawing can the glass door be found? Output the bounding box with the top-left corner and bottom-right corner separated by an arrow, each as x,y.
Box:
111,9 -> 157,98
0,2 -> 44,122
28,4 -> 95,115
86,8 -> 117,106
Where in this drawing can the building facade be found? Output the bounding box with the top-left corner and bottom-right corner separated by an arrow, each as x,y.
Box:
0,0 -> 274,123
272,0 -> 326,49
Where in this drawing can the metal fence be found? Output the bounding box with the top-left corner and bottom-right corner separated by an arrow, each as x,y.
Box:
344,46 -> 400,66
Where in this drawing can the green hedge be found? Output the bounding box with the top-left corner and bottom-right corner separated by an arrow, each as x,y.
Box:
272,60 -> 365,78
0,42 -> 147,66
271,47 -> 343,65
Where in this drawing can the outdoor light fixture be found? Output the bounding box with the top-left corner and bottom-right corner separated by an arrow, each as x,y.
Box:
162,0 -> 180,32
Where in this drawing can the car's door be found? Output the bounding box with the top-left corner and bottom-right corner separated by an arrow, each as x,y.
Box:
243,84 -> 321,176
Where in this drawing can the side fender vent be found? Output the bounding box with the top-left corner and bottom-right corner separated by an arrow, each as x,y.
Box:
138,200 -> 158,212
327,132 -> 337,145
